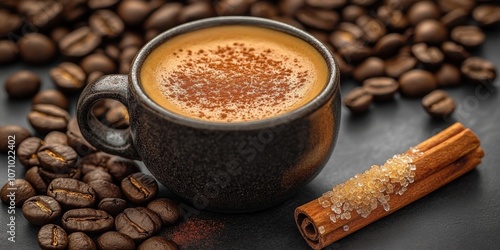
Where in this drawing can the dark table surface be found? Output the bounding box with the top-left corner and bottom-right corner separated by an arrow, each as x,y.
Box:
1,30 -> 500,250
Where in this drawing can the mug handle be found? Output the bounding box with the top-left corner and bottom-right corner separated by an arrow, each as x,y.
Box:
76,74 -> 140,160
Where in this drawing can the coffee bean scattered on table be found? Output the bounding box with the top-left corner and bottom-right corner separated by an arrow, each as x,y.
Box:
115,207 -> 162,242
32,89 -> 69,110
422,90 -> 456,119
47,178 -> 96,209
147,198 -> 182,226
138,236 -> 180,250
28,104 -> 71,134
4,70 -> 41,99
121,172 -> 158,204
68,232 -> 97,250
38,224 -> 68,250
61,208 -> 114,234
22,195 -> 62,226
1,179 -> 36,206
0,125 -> 31,153
96,231 -> 136,250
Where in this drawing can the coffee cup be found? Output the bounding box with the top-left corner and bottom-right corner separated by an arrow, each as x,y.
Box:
77,16 -> 341,212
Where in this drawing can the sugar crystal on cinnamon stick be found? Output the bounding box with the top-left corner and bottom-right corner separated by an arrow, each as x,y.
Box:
295,123 -> 484,249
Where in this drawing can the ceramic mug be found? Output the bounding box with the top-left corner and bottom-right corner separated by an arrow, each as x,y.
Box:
77,16 -> 341,212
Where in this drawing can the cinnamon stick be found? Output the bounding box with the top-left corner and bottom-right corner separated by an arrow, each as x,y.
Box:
295,123 -> 484,249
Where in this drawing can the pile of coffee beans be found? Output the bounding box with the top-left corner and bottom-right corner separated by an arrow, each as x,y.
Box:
0,127 -> 181,249
1,0 -> 500,248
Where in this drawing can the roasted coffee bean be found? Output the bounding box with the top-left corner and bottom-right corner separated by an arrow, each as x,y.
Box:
344,87 -> 373,114
119,46 -> 140,74
51,27 -> 70,42
88,180 -> 122,201
441,9 -> 468,28
88,0 -> 120,9
47,178 -> 96,208
117,0 -> 153,26
25,167 -> 49,194
80,53 -> 116,75
62,208 -> 114,234
338,42 -> 372,64
60,27 -> 102,58
374,33 -> 406,59
384,0 -> 414,11
1,179 -> 36,206
115,207 -> 162,242
97,231 -> 136,250
250,1 -> 278,18
105,104 -> 130,129
28,104 -> 71,134
18,33 -> 57,64
356,16 -> 386,44
0,40 -> 17,64
84,169 -> 114,184
385,53 -> 418,79
102,44 -> 120,62
353,57 -> 385,83
89,10 -> 124,38
422,90 -> 456,119
119,32 -> 143,50
121,173 -> 158,204
461,57 -> 497,85
399,69 -> 438,97
98,198 -> 127,217
44,131 -> 68,146
436,64 -> 461,87
278,0 -> 304,17
441,41 -> 470,64
38,224 -> 68,250
38,144 -> 78,174
18,137 -> 44,168
451,26 -> 486,49
377,5 -> 409,31
68,232 -> 97,250
438,0 -> 475,13
4,70 -> 41,99
411,43 -> 444,69
145,3 -> 183,31
414,20 -> 448,45
363,77 -> 399,102
342,5 -> 366,23
50,62 -> 86,93
0,125 -> 30,153
147,198 -> 181,226
295,8 -> 338,30
473,5 -> 500,27
22,195 -> 61,226
178,2 -> 216,24
215,0 -> 252,16
32,89 -> 69,110
407,1 -> 441,25
0,10 -> 21,37
138,236 -> 179,250
66,118 -> 97,156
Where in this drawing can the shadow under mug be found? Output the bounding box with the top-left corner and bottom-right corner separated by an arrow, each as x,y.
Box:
77,16 -> 341,212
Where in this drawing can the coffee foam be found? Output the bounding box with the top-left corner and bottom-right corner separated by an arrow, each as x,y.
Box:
141,25 -> 328,122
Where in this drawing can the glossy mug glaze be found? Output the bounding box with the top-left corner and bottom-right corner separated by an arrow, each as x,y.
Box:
77,16 -> 341,212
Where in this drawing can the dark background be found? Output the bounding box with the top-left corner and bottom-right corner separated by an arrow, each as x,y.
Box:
1,29 -> 499,250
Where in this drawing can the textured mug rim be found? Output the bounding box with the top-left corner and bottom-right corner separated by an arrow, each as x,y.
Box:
130,16 -> 339,130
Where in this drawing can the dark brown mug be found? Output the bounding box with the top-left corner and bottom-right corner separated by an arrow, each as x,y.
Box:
77,16 -> 341,212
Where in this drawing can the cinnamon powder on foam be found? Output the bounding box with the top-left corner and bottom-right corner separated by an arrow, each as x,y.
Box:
141,25 -> 328,123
